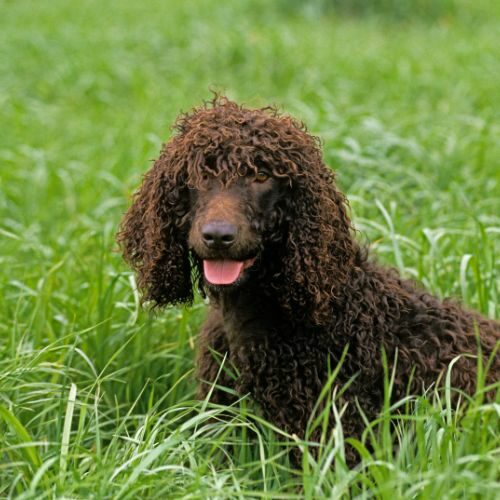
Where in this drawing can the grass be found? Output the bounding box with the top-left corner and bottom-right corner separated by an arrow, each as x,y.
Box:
0,0 -> 499,497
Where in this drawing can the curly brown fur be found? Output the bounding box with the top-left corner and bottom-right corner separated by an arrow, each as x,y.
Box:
118,96 -> 500,465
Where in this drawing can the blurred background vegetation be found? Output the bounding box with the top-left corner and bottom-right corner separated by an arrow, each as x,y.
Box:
0,0 -> 498,497
284,0 -> 459,20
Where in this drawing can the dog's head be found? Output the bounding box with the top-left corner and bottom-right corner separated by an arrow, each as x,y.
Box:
118,97 -> 356,324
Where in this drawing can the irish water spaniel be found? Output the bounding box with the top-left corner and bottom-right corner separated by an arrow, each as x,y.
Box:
118,97 -> 499,464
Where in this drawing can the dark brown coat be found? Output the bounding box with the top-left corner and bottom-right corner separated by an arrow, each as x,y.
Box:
118,97 -> 499,464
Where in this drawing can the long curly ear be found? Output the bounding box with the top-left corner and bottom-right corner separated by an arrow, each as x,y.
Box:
279,165 -> 357,326
117,147 -> 193,307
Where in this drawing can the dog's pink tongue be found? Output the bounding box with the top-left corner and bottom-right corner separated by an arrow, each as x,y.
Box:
203,260 -> 245,285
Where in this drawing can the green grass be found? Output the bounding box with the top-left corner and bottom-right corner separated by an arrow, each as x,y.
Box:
0,0 -> 499,497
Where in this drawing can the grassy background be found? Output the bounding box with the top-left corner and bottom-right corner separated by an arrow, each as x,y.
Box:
0,0 -> 499,497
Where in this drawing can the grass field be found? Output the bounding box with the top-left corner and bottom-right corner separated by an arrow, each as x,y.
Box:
1,0 -> 499,497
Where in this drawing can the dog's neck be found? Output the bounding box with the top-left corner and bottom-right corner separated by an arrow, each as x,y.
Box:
209,283 -> 282,343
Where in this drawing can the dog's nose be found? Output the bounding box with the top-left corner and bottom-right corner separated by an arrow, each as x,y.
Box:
201,222 -> 237,249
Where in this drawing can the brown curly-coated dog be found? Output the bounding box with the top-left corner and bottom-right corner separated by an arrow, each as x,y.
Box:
118,97 -> 499,465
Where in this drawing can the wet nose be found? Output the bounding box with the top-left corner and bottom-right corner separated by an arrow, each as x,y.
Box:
201,221 -> 238,249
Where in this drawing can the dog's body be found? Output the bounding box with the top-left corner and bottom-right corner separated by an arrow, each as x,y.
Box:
118,97 -> 499,464
196,252 -> 498,459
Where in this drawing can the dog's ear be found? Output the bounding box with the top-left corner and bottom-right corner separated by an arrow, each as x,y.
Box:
279,166 -> 356,326
117,147 -> 193,307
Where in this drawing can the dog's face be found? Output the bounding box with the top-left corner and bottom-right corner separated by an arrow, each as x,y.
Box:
187,167 -> 288,290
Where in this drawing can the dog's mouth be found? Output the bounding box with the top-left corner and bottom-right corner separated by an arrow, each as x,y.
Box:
203,257 -> 256,286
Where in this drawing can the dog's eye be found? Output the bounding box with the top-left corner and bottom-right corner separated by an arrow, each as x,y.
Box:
254,171 -> 270,183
